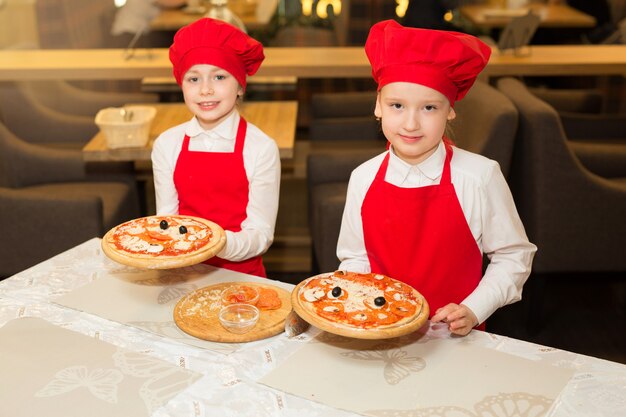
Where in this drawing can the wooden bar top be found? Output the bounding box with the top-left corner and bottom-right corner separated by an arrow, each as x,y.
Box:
0,47 -> 370,80
459,4 -> 597,29
83,101 -> 298,161
2,45 -> 626,80
150,8 -> 267,32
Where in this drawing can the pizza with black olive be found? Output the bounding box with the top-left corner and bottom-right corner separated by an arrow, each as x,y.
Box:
291,271 -> 429,339
102,215 -> 226,269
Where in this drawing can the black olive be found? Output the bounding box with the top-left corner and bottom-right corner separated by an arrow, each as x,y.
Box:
159,220 -> 169,230
331,286 -> 342,297
374,296 -> 386,307
179,225 -> 188,234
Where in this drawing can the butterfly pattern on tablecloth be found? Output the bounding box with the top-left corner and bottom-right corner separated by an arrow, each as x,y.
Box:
35,366 -> 124,403
340,342 -> 426,385
113,348 -> 201,413
33,349 -> 200,413
366,392 -> 554,417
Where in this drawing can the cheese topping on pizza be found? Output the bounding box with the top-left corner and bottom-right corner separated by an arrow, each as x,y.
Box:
298,271 -> 423,329
110,216 -> 213,256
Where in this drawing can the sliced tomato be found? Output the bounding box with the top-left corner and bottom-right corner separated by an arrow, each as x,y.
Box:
371,311 -> 401,326
345,309 -> 376,327
256,288 -> 282,310
223,285 -> 258,304
316,301 -> 345,321
388,300 -> 417,317
146,230 -> 172,241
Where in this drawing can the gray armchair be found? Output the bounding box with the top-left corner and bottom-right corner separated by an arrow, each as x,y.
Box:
307,80 -> 520,273
497,77 -> 626,274
528,86 -> 605,115
307,148 -> 384,273
0,81 -> 157,150
0,0 -> 159,150
0,122 -> 140,278
449,79 -> 519,178
528,85 -> 626,178
306,89 -> 385,272
309,91 -> 384,142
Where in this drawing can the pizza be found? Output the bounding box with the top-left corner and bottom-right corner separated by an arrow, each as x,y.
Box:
292,271 -> 429,339
101,215 -> 226,269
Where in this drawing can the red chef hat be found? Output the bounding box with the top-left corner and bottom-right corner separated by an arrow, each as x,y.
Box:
365,20 -> 491,104
169,17 -> 264,91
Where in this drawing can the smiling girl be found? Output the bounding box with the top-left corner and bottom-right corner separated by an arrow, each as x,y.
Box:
336,20 -> 536,336
151,18 -> 280,277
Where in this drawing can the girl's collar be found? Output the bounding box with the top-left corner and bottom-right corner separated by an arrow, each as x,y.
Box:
388,141 -> 446,181
187,110 -> 240,140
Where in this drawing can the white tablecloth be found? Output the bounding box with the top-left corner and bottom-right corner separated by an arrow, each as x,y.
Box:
1,238 -> 624,417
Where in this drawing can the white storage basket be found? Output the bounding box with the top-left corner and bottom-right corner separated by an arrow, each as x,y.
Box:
95,106 -> 157,149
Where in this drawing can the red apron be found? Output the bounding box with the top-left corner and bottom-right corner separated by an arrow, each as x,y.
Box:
361,143 -> 484,328
173,117 -> 266,277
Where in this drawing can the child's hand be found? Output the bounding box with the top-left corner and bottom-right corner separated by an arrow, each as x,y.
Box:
431,303 -> 478,336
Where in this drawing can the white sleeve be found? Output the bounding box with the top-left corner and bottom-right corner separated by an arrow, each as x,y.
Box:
337,171 -> 372,273
461,163 -> 537,324
219,138 -> 281,262
151,131 -> 181,216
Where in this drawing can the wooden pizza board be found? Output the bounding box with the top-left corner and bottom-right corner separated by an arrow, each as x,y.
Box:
291,274 -> 430,340
174,282 -> 292,343
101,215 -> 226,269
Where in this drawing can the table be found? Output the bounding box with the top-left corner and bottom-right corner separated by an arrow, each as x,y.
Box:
0,238 -> 624,416
2,46 -> 626,81
0,48 -> 370,80
83,101 -> 298,161
150,7 -> 269,32
459,3 -> 597,29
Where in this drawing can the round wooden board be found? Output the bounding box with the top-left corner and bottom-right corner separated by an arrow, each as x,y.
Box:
291,273 -> 430,340
174,282 -> 292,343
101,215 -> 226,269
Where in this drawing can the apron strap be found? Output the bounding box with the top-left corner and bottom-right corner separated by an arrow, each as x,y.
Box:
441,142 -> 453,185
234,117 -> 247,154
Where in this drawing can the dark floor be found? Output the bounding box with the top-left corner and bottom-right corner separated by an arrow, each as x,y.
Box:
271,269 -> 626,365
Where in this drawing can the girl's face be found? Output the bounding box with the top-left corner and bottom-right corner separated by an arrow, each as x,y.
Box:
181,64 -> 243,130
375,82 -> 456,165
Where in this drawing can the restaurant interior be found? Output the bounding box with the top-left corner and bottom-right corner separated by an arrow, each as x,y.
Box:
1,0 -> 625,376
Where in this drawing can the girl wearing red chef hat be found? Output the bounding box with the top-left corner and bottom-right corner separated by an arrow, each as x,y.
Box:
152,18 -> 280,277
336,20 -> 536,335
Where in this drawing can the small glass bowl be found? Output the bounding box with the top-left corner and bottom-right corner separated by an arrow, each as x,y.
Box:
218,304 -> 260,334
220,285 -> 259,306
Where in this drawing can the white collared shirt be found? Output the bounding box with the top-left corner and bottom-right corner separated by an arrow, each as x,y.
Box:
337,142 -> 537,324
151,110 -> 281,262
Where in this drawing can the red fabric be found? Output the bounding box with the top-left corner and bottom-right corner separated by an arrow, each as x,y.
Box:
169,17 -> 264,90
365,20 -> 491,104
173,118 -> 266,277
361,144 -> 484,329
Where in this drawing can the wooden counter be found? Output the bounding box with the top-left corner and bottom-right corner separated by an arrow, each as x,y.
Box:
150,8 -> 268,32
2,45 -> 626,81
83,101 -> 298,161
459,3 -> 596,29
0,48 -> 369,80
